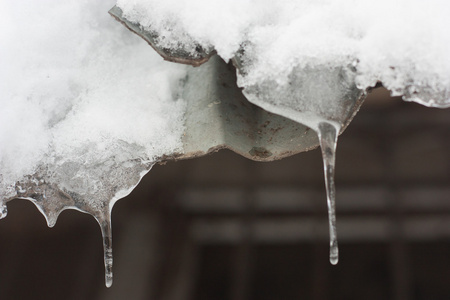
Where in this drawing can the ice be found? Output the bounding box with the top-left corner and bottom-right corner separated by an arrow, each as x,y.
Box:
240,64 -> 350,263
236,63 -> 363,131
98,213 -> 114,288
317,122 -> 340,265
112,1 -> 450,264
117,0 -> 450,108
2,0 -> 450,288
0,0 -> 188,207
1,0 -> 188,286
0,203 -> 7,219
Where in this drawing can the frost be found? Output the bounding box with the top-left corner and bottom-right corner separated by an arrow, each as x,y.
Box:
117,0 -> 450,108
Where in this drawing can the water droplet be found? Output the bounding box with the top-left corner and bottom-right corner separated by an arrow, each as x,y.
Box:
0,203 -> 7,219
317,121 -> 340,265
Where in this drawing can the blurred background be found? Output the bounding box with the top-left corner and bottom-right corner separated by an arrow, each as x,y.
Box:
0,88 -> 449,300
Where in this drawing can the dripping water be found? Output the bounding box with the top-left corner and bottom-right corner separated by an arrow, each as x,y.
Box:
317,121 -> 340,265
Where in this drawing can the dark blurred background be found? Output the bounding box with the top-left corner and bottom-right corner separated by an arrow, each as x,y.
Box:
0,88 -> 449,300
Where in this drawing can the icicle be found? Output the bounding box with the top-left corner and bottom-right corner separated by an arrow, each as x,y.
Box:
317,121 -> 340,265
0,202 -> 7,219
46,214 -> 58,228
96,210 -> 114,288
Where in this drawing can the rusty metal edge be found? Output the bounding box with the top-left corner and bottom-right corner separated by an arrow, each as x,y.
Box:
157,143 -> 320,165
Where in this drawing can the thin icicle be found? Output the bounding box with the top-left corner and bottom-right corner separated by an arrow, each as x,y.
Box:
96,211 -> 114,288
317,121 -> 340,265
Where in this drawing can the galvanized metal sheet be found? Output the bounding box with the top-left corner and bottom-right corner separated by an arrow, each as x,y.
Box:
175,55 -> 322,162
109,6 -> 366,162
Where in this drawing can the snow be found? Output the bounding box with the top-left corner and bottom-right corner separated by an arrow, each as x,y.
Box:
1,0 -> 449,286
0,0 -> 188,205
117,0 -> 450,108
2,0 -> 448,209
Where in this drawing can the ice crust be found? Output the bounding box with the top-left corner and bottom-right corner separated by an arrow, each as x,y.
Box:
117,0 -> 450,108
0,0 -> 188,213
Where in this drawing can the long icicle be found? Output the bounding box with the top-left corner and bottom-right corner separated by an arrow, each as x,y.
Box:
317,121 -> 340,265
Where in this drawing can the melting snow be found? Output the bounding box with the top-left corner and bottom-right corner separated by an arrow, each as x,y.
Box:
1,0 -> 188,286
118,0 -> 450,108
1,0 -> 187,207
1,0 -> 449,288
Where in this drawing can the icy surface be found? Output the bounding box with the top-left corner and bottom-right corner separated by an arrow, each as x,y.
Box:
1,0 -> 188,286
237,63 -> 362,131
1,0 -> 187,204
117,0 -> 450,108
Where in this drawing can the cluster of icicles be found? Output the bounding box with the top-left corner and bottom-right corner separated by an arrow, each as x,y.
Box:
0,95 -> 342,289
0,199 -> 119,286
1,9 -> 448,290
0,160 -> 154,288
